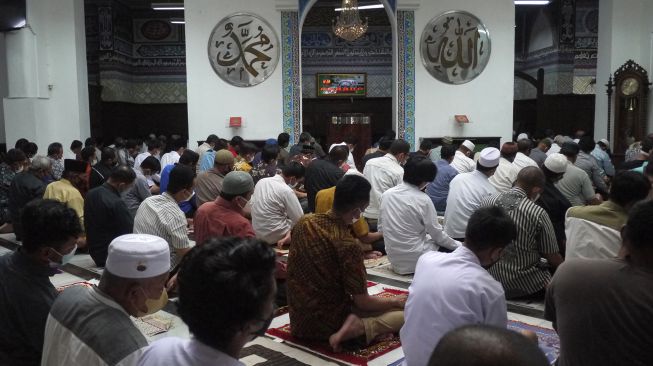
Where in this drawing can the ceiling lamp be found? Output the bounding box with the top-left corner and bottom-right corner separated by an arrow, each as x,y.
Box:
514,0 -> 551,5
151,2 -> 184,10
333,0 -> 368,42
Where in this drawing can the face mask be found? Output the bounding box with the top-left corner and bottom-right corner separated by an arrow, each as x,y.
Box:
531,192 -> 541,202
15,166 -> 24,173
351,208 -> 362,225
49,244 -> 77,268
250,312 -> 274,340
183,189 -> 195,202
288,179 -> 298,189
136,288 -> 168,317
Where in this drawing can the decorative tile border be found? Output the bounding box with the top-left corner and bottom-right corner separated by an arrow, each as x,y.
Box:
281,11 -> 301,144
397,10 -> 416,149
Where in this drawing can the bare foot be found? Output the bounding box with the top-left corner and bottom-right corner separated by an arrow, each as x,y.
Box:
329,314 -> 365,352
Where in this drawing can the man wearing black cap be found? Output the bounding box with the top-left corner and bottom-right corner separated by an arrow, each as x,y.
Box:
554,142 -> 601,207
43,159 -> 88,242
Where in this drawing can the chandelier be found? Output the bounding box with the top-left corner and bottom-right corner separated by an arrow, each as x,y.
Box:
333,0 -> 368,42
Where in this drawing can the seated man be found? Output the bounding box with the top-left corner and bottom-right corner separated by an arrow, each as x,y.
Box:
43,159 -> 88,233
9,155 -> 51,240
566,171 -> 650,259
450,140 -> 476,173
195,149 -> 234,207
89,147 -> 117,189
138,237 -> 277,366
545,200 -> 653,366
0,149 -> 28,228
288,175 -> 405,352
380,156 -> 459,274
251,162 -> 305,247
304,145 -> 348,212
85,165 -> 136,266
42,234 -> 170,365
122,156 -> 158,217
488,142 -> 519,193
194,171 -> 255,245
0,200 -> 81,365
555,142 -> 601,206
425,144 -> 458,213
482,167 -> 563,299
401,206 -> 517,366
428,325 -> 549,366
537,153 -> 572,254
134,165 -> 194,268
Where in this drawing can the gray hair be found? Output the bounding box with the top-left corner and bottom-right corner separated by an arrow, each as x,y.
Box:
30,155 -> 51,172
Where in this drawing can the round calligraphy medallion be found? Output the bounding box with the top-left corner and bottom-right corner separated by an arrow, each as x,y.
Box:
207,13 -> 280,87
420,11 -> 491,85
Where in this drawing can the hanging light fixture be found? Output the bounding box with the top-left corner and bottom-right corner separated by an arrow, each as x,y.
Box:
333,0 -> 369,42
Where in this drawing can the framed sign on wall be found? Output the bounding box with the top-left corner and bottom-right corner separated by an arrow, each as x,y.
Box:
316,73 -> 367,97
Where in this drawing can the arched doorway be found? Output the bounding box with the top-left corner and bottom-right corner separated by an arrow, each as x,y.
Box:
298,0 -> 398,166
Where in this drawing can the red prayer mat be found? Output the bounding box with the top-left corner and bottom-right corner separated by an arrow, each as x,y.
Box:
266,287 -> 408,365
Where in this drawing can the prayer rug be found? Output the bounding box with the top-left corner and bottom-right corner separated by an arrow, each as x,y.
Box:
364,256 -> 389,269
266,287 -> 408,366
507,320 -> 560,364
366,263 -> 413,284
240,344 -> 312,365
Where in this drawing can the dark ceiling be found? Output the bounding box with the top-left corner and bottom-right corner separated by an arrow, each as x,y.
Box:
304,0 -> 390,27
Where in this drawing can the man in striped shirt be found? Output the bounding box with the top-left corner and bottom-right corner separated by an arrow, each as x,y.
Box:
481,166 -> 563,299
134,165 -> 194,268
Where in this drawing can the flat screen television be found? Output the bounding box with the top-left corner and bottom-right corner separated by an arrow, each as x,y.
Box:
317,73 -> 367,97
0,0 -> 27,32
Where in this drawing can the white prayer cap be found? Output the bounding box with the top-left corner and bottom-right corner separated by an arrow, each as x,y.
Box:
517,133 -> 529,141
544,153 -> 568,173
105,234 -> 170,279
461,140 -> 475,151
478,147 -> 500,168
329,142 -> 348,152
573,138 -> 580,144
599,138 -> 609,147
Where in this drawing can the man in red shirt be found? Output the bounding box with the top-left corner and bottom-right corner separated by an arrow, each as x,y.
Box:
194,171 -> 254,245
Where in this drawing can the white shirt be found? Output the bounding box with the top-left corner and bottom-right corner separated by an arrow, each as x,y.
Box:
565,215 -> 621,260
513,152 -> 538,171
251,175 -> 304,244
138,337 -> 244,366
489,157 -> 519,192
444,170 -> 496,238
547,143 -> 561,156
160,150 -> 181,169
450,150 -> 475,173
363,154 -> 404,220
329,142 -> 357,171
379,183 -> 460,274
400,247 -> 507,366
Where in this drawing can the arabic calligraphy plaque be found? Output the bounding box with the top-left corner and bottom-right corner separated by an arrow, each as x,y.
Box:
420,11 -> 491,85
208,13 -> 279,87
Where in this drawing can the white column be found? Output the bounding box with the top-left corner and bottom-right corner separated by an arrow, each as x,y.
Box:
0,35 -> 8,144
594,0 -> 653,142
3,0 -> 90,151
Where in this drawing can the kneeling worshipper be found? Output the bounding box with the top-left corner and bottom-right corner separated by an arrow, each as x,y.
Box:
287,175 -> 405,352
0,199 -> 82,365
41,234 -> 170,366
401,206 -> 517,366
138,237 -> 277,366
380,155 -> 459,274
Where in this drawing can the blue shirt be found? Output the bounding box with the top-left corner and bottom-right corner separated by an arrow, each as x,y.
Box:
591,146 -> 615,177
199,150 -> 215,173
159,164 -> 174,193
426,160 -> 458,214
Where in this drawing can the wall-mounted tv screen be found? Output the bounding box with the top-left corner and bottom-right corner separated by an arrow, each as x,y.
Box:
0,0 -> 27,32
317,73 -> 367,97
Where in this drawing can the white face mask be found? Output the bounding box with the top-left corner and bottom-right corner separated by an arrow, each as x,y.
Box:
531,193 -> 541,202
15,166 -> 24,173
183,190 -> 195,202
351,208 -> 362,225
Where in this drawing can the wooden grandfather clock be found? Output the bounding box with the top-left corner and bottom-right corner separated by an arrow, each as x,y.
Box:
607,60 -> 651,157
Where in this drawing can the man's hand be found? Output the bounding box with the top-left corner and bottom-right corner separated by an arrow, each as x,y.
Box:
393,295 -> 407,309
277,231 -> 292,249
363,251 -> 383,260
275,260 -> 288,280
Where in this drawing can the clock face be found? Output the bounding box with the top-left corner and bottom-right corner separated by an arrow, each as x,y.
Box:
621,77 -> 640,96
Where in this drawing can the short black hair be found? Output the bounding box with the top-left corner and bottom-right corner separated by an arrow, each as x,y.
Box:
277,132 -> 290,148
100,147 -> 116,163
169,137 -> 187,152
177,237 -> 276,350
230,136 -> 244,147
205,134 -> 220,145
239,142 -> 258,156
476,162 -> 497,173
641,137 -> 653,153
299,132 -> 312,143
282,161 -> 305,179
560,142 -> 580,157
85,137 -> 96,147
610,171 -> 651,208
167,165 -> 195,194
333,175 -> 371,213
465,206 -> 517,251
215,139 -> 229,151
15,138 -> 29,150
70,140 -> 83,150
419,139 -> 433,151
140,156 -> 161,173
344,134 -> 358,146
578,136 -> 596,153
404,156 -> 436,186
81,146 -> 96,162
441,145 -> 456,160
328,145 -> 349,163
23,142 -> 38,158
389,139 -> 411,155
47,143 -> 63,156
261,144 -> 280,163
125,139 -> 139,150
5,148 -> 26,165
624,200 -> 653,250
517,139 -> 531,153
147,139 -> 162,151
21,199 -> 82,252
428,325 -> 549,366
378,136 -> 394,151
109,165 -> 136,184
179,150 -> 200,166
